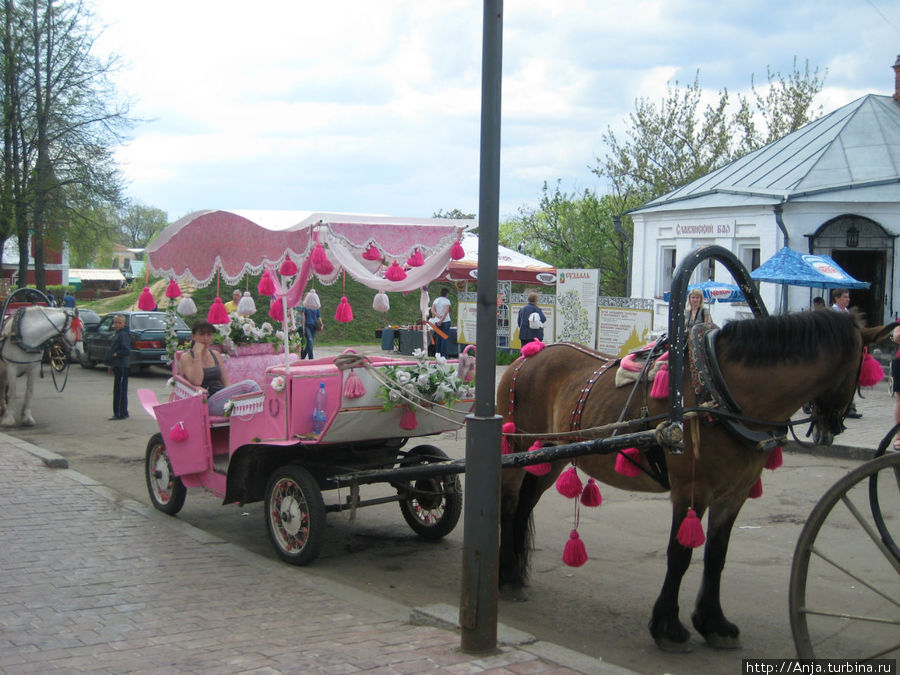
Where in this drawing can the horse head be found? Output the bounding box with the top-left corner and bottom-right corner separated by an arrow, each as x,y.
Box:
9,306 -> 82,353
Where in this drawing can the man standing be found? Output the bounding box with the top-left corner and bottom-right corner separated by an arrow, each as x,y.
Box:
830,288 -> 862,418
430,287 -> 452,356
63,290 -> 76,308
105,315 -> 130,420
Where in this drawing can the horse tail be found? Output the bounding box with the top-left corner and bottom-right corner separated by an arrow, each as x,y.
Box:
499,470 -> 539,589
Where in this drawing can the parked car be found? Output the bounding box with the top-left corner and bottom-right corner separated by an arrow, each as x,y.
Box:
80,311 -> 192,373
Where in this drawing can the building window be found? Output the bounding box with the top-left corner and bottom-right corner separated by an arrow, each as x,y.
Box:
659,247 -> 676,296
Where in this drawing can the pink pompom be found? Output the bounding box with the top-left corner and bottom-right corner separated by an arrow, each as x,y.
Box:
523,441 -> 551,476
764,445 -> 783,471
311,243 -> 334,275
169,421 -> 188,442
406,249 -> 425,267
385,260 -> 407,281
138,286 -> 156,310
580,478 -> 603,507
334,296 -> 354,323
399,406 -> 417,430
207,297 -> 230,324
279,255 -> 298,276
676,508 -> 705,548
748,477 -> 763,499
257,270 -> 276,296
165,279 -> 181,299
555,466 -> 583,499
450,239 -> 465,260
343,370 -> 366,399
614,447 -> 642,477
521,339 -> 545,358
858,349 -> 884,388
362,243 -> 382,261
501,421 -> 516,455
650,365 -> 669,399
562,530 -> 588,567
269,298 -> 284,322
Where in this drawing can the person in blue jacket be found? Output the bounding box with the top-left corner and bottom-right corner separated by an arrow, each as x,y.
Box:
105,314 -> 130,420
301,306 -> 321,359
517,293 -> 546,346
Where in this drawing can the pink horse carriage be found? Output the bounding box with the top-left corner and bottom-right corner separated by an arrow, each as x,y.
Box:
138,210 -> 476,565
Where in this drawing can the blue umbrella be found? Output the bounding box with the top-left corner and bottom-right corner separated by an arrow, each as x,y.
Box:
664,280 -> 746,304
749,248 -> 869,289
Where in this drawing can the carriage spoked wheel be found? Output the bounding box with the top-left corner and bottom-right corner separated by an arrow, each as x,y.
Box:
264,465 -> 325,566
398,445 -> 462,539
145,433 -> 187,516
789,424 -> 900,660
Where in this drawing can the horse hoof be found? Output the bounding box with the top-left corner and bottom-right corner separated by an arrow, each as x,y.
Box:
21,418 -> 35,427
704,634 -> 742,650
0,417 -> 15,427
654,637 -> 693,653
499,585 -> 529,602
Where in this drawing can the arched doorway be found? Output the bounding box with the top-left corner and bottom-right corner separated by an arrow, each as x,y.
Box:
810,215 -> 896,325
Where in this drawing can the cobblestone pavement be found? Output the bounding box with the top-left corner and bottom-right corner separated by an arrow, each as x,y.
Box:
0,433 -> 631,675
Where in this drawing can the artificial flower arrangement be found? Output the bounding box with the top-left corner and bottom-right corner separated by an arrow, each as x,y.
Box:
214,312 -> 303,355
164,309 -> 182,363
377,348 -> 474,411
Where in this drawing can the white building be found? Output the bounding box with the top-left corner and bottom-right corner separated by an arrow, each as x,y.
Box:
629,59 -> 900,329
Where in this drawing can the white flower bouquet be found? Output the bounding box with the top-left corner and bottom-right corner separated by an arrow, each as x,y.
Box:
377,348 -> 474,411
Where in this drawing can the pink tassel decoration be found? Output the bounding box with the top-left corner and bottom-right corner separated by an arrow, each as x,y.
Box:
311,243 -> 334,275
257,270 -> 276,296
138,286 -> 156,310
614,447 -> 642,477
207,297 -> 230,324
562,530 -> 588,567
501,421 -> 516,455
676,508 -> 706,548
555,466 -> 583,499
362,243 -> 382,261
748,477 -> 763,499
521,339 -> 545,358
343,370 -> 366,399
450,239 -> 465,260
523,441 -> 551,476
334,296 -> 354,323
858,349 -> 884,388
169,421 -> 188,442
269,297 -> 284,322
764,445 -> 783,471
385,260 -> 407,281
165,279 -> 181,299
650,365 -> 669,399
406,249 -> 424,267
580,478 -> 603,507
279,255 -> 298,276
399,406 -> 417,430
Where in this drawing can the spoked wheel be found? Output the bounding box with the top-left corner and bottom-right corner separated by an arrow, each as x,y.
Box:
789,427 -> 900,660
47,341 -> 67,372
145,433 -> 186,515
264,465 -> 325,566
398,445 -> 462,539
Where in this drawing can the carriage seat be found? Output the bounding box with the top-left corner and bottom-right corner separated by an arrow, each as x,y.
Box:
171,348 -> 300,389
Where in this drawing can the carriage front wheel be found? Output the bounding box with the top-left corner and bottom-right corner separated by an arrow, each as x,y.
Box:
264,465 -> 325,566
789,437 -> 900,660
398,445 -> 462,540
145,433 -> 186,516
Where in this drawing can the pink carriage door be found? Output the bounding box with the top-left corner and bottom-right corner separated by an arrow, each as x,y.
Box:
152,395 -> 212,476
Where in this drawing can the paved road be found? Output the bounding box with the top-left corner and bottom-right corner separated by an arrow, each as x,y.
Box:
3,350 -> 897,673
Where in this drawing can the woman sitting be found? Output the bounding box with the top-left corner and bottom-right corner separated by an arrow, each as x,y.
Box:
180,320 -> 261,416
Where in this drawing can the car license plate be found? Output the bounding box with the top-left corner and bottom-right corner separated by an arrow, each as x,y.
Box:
160,354 -> 168,361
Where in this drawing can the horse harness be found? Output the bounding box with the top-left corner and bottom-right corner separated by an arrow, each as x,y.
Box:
0,307 -> 81,360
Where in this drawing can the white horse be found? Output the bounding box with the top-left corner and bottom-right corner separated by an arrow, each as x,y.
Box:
0,306 -> 82,426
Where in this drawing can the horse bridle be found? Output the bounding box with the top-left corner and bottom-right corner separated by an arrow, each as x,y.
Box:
0,307 -> 83,363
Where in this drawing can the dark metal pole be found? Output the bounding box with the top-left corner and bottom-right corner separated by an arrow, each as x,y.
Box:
459,0 -> 503,654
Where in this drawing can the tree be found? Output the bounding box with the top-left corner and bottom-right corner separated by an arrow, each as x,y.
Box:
117,202 -> 167,248
432,208 -> 475,220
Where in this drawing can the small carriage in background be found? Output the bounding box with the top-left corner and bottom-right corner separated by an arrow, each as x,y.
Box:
138,211 -> 475,564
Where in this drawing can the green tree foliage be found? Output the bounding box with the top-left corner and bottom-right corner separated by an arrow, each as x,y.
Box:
432,208 -> 475,220
118,202 -> 167,248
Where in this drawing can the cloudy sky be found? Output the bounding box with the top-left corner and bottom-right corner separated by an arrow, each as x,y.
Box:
91,0 -> 900,223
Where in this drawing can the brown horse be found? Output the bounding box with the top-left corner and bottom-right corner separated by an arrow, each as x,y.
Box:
498,309 -> 895,652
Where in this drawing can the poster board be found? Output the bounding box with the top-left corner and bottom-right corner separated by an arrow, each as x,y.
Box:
555,269 -> 599,347
596,297 -> 654,357
457,282 -> 513,347
457,299 -> 477,344
509,292 -> 556,349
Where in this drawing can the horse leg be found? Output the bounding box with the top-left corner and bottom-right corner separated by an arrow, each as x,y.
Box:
649,505 -> 701,652
691,502 -> 742,649
0,364 -> 17,427
20,366 -> 35,426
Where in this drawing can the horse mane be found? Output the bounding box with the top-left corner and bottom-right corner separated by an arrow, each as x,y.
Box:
717,309 -> 861,367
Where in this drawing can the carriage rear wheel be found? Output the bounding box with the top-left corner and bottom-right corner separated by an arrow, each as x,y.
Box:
789,430 -> 900,660
264,465 -> 325,566
145,433 -> 186,515
398,445 -> 462,540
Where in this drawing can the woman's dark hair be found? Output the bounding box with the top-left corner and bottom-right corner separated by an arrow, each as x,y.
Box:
191,319 -> 216,335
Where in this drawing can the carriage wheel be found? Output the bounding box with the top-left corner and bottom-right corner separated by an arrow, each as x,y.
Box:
789,447 -> 900,660
398,445 -> 462,540
264,465 -> 325,566
145,433 -> 186,515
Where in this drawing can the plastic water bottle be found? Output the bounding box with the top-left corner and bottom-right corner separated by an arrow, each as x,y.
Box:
312,382 -> 327,434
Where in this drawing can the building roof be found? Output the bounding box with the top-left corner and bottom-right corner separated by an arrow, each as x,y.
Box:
68,268 -> 125,282
632,94 -> 900,214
